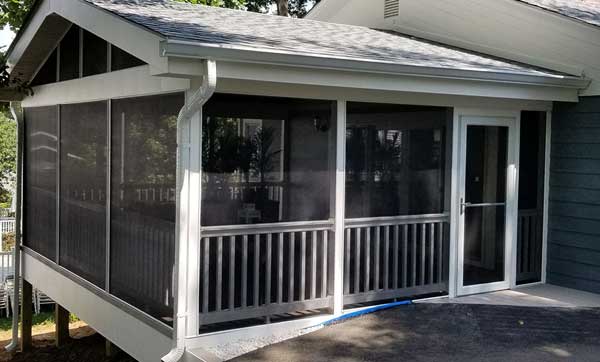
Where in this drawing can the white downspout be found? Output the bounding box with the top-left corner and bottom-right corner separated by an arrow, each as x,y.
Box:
162,59 -> 217,362
6,102 -> 23,353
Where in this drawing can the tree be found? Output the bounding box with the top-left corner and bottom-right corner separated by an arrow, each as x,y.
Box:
0,0 -> 35,32
180,0 -> 320,17
0,112 -> 15,208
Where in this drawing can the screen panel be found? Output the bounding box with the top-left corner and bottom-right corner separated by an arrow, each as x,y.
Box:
30,49 -> 57,87
59,25 -> 80,82
201,93 -> 335,226
82,30 -> 108,77
59,101 -> 107,288
345,102 -> 449,218
23,106 -> 58,259
110,93 -> 183,323
111,45 -> 145,71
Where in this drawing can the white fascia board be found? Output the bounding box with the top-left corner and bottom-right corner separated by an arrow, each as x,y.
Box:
216,78 -> 554,111
8,0 -> 168,74
6,0 -> 52,70
21,65 -> 190,108
212,61 -> 579,102
22,251 -> 172,362
160,40 -> 589,92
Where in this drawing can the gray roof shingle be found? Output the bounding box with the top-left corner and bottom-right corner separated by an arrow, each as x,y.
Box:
517,0 -> 600,27
85,0 -> 569,78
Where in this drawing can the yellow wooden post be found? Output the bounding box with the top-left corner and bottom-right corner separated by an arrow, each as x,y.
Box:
21,280 -> 33,351
55,304 -> 70,347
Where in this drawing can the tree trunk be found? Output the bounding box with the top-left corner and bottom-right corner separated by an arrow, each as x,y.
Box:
276,0 -> 289,16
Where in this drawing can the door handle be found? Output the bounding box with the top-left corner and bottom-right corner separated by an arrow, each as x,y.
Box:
460,198 -> 471,215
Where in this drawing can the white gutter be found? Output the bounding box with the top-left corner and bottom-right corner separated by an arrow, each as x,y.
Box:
162,59 -> 217,362
160,39 -> 591,90
6,102 -> 23,353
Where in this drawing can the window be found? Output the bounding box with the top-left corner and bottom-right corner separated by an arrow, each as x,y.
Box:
345,102 -> 450,218
82,30 -> 108,77
59,25 -> 80,82
111,45 -> 145,72
110,93 -> 183,323
24,107 -> 58,259
201,94 -> 335,226
59,101 -> 108,288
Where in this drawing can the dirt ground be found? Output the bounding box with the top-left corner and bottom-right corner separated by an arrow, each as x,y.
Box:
0,322 -> 136,362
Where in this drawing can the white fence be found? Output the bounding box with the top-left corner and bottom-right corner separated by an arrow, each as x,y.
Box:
0,251 -> 14,284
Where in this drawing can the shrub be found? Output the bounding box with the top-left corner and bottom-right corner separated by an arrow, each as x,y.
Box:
2,232 -> 15,251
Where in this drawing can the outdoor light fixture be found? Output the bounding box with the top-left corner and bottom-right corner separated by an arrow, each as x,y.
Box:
313,116 -> 330,132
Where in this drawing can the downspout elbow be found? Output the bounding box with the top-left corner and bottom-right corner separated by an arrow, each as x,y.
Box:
162,59 -> 217,362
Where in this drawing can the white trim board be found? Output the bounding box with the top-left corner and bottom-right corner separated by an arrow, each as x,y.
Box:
22,65 -> 189,108
22,251 -> 172,362
216,62 -> 580,102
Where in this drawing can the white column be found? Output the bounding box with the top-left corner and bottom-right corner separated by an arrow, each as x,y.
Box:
541,111 -> 552,284
185,90 -> 203,337
448,112 -> 461,298
332,100 -> 346,315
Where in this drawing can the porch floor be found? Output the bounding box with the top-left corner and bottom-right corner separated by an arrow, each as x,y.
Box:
233,299 -> 600,362
416,284 -> 600,308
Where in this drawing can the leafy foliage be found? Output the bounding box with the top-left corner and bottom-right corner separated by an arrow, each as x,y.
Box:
0,0 -> 34,32
0,111 -> 15,206
179,0 -> 320,17
179,0 -> 246,10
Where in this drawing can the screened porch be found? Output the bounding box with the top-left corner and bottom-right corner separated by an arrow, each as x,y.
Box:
22,89 -> 547,334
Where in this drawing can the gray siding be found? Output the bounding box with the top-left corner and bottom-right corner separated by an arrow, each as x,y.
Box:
548,96 -> 600,294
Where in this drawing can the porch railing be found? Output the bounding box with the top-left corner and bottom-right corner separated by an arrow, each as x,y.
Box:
343,214 -> 449,304
199,220 -> 334,325
517,209 -> 543,283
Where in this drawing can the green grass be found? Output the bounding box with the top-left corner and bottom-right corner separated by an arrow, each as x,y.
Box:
0,312 -> 80,332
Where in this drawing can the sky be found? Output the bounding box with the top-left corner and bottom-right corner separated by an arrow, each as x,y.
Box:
0,26 -> 15,50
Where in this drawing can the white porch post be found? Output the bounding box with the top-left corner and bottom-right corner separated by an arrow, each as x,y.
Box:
185,100 -> 202,336
448,111 -> 460,298
332,99 -> 346,315
164,60 -> 216,362
541,111 -> 552,284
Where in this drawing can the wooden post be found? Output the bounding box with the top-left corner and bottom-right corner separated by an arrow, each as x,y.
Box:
105,339 -> 120,358
55,304 -> 70,347
21,280 -> 33,352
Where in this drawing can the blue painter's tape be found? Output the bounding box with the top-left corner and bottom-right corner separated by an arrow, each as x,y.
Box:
322,300 -> 412,326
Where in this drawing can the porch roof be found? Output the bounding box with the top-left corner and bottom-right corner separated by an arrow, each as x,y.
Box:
83,0 -> 585,85
516,0 -> 600,28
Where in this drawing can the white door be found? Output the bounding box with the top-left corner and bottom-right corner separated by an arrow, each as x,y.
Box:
457,114 -> 519,296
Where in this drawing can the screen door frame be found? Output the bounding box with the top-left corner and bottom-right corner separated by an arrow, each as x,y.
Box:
455,111 -> 520,296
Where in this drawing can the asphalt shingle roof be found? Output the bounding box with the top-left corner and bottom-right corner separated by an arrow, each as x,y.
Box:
517,0 -> 600,27
85,0 -> 568,78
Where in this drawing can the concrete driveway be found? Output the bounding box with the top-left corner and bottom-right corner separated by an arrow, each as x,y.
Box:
233,303 -> 600,362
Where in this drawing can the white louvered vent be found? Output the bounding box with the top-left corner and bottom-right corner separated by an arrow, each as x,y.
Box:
384,0 -> 399,18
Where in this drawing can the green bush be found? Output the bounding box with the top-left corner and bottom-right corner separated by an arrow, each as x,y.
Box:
2,231 -> 15,251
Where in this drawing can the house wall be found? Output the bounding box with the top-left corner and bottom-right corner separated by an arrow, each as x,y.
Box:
548,96 -> 600,293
